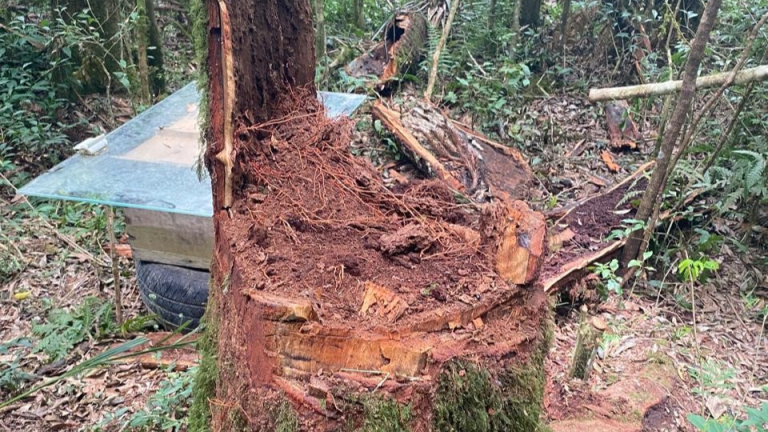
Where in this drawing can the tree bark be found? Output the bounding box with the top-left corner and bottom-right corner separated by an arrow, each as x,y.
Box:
145,0 -> 165,96
620,0 -> 722,266
137,0 -> 152,104
353,0 -> 364,29
520,0 -> 542,28
314,0 -> 326,58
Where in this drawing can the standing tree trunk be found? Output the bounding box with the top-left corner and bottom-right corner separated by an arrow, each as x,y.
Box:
136,0 -> 152,104
488,0 -> 497,29
620,0 -> 722,265
353,0 -> 364,29
520,0 -> 542,28
145,0 -> 165,96
191,0 -> 550,430
314,0 -> 326,58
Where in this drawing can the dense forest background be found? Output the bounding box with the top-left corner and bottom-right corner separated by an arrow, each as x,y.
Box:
0,0 -> 766,430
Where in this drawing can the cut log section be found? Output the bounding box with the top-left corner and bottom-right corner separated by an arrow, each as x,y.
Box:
346,13 -> 427,88
372,99 -> 534,201
484,200 -> 547,285
541,162 -> 654,292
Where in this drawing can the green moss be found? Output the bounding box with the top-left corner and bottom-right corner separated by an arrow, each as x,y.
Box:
434,315 -> 552,432
272,399 -> 299,432
360,396 -> 412,432
188,277 -> 220,432
228,409 -> 250,432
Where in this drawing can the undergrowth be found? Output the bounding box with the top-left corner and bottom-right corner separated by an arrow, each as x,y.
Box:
31,296 -> 118,362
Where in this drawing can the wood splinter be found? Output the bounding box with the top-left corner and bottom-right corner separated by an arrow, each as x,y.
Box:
216,0 -> 236,209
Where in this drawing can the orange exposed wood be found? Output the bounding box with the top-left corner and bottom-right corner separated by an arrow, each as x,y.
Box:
242,289 -> 317,322
360,282 -> 408,323
601,151 -> 620,172
265,322 -> 431,376
494,200 -> 547,285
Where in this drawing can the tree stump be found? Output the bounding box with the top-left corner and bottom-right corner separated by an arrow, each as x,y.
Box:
190,0 -> 551,430
569,312 -> 606,380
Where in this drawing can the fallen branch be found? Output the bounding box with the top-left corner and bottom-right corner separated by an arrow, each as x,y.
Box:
589,64 -> 768,102
425,0 -> 460,101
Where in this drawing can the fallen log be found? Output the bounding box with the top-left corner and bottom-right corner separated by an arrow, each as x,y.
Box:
541,162 -> 655,292
371,99 -> 534,202
589,64 -> 768,102
346,12 -> 427,89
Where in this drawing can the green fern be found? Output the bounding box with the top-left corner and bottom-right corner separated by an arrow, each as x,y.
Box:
733,150 -> 766,191
31,297 -> 118,362
616,189 -> 644,208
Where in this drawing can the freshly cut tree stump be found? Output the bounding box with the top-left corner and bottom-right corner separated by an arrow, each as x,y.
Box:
346,12 -> 427,88
192,1 -> 551,431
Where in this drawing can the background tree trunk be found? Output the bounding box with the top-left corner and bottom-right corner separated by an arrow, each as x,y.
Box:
145,0 -> 165,96
314,0 -> 326,58
136,0 -> 152,104
520,0 -> 542,29
621,0 -> 722,265
353,0 -> 364,29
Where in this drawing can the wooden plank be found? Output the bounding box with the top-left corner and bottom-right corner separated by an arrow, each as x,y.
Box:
124,208 -> 213,269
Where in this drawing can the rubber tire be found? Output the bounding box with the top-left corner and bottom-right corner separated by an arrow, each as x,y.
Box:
136,261 -> 210,331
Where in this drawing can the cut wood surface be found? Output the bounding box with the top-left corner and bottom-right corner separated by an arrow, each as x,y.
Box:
589,64 -> 768,101
493,200 -> 547,285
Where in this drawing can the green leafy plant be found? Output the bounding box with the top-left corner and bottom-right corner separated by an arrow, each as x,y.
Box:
678,256 -> 719,283
31,296 -> 118,362
0,14 -> 71,170
122,367 -> 196,431
592,259 -> 623,295
607,219 -> 647,241
689,402 -> 768,431
0,338 -> 36,393
688,359 -> 735,396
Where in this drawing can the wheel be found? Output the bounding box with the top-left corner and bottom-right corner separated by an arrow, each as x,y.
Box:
135,261 -> 210,331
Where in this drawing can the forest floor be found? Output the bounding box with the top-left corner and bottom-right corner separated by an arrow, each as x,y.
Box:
1,86 -> 766,431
